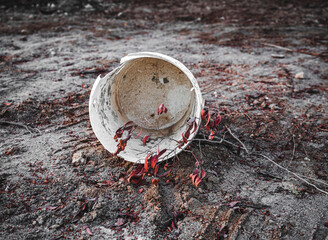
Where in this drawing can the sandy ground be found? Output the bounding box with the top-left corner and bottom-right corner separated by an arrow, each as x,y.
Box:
1,1 -> 328,239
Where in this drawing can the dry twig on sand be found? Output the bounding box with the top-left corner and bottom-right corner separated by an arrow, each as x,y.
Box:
0,120 -> 36,134
222,125 -> 328,195
263,43 -> 325,57
254,153 -> 328,195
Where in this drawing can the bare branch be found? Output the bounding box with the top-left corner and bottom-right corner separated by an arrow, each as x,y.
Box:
225,125 -> 249,154
253,153 -> 328,195
0,120 -> 34,134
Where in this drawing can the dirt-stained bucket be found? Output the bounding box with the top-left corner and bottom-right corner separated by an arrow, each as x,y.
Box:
89,52 -> 203,163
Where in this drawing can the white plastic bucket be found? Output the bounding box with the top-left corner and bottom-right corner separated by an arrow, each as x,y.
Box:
89,52 -> 203,163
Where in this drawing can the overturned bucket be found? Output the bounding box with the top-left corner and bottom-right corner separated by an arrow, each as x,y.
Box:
89,52 -> 203,163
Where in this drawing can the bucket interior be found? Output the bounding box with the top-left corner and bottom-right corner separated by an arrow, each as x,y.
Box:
111,58 -> 194,134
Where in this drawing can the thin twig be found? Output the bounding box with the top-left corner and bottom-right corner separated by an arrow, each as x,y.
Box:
253,153 -> 328,195
296,173 -> 328,187
225,125 -> 249,154
67,104 -> 88,111
0,120 -> 33,134
263,43 -> 323,57
182,149 -> 199,162
75,112 -> 89,118
192,138 -> 239,148
219,125 -> 328,193
198,140 -> 203,158
53,145 -> 74,154
56,118 -> 88,131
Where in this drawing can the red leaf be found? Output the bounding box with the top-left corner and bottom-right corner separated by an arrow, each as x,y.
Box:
158,103 -> 168,115
144,154 -> 151,172
129,176 -> 145,185
214,113 -> 221,127
114,128 -> 124,141
152,178 -> 159,186
205,112 -> 211,127
194,168 -> 199,175
158,149 -> 167,158
191,173 -> 197,185
128,165 -> 146,184
138,188 -> 144,194
194,176 -> 202,187
114,139 -> 127,155
117,218 -> 124,226
124,121 -> 135,127
171,221 -> 176,229
81,202 -> 87,211
142,136 -> 149,146
200,109 -> 208,120
206,124 -> 211,134
4,102 -> 11,106
115,127 -> 123,136
134,128 -> 143,139
201,169 -> 206,179
159,169 -> 171,178
191,121 -> 198,134
185,129 -> 191,139
86,227 -> 93,236
164,163 -> 169,170
150,155 -> 158,169
153,164 -> 159,176
142,135 -> 150,146
209,129 -> 215,140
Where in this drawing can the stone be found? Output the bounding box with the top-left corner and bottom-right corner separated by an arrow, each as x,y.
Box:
36,215 -> 44,225
71,151 -> 87,166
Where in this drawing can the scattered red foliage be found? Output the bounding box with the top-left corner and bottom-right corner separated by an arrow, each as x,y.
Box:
116,107 -> 222,187
127,165 -> 146,185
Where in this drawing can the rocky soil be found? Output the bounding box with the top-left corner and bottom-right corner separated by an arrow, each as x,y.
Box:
0,1 -> 327,239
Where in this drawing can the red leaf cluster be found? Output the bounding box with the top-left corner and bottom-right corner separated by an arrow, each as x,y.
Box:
152,178 -> 159,186
201,109 -> 208,120
158,103 -> 168,115
114,139 -> 127,155
128,165 -> 146,185
129,148 -> 169,185
178,117 -> 198,148
113,121 -> 138,155
190,168 -> 206,187
201,109 -> 222,139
